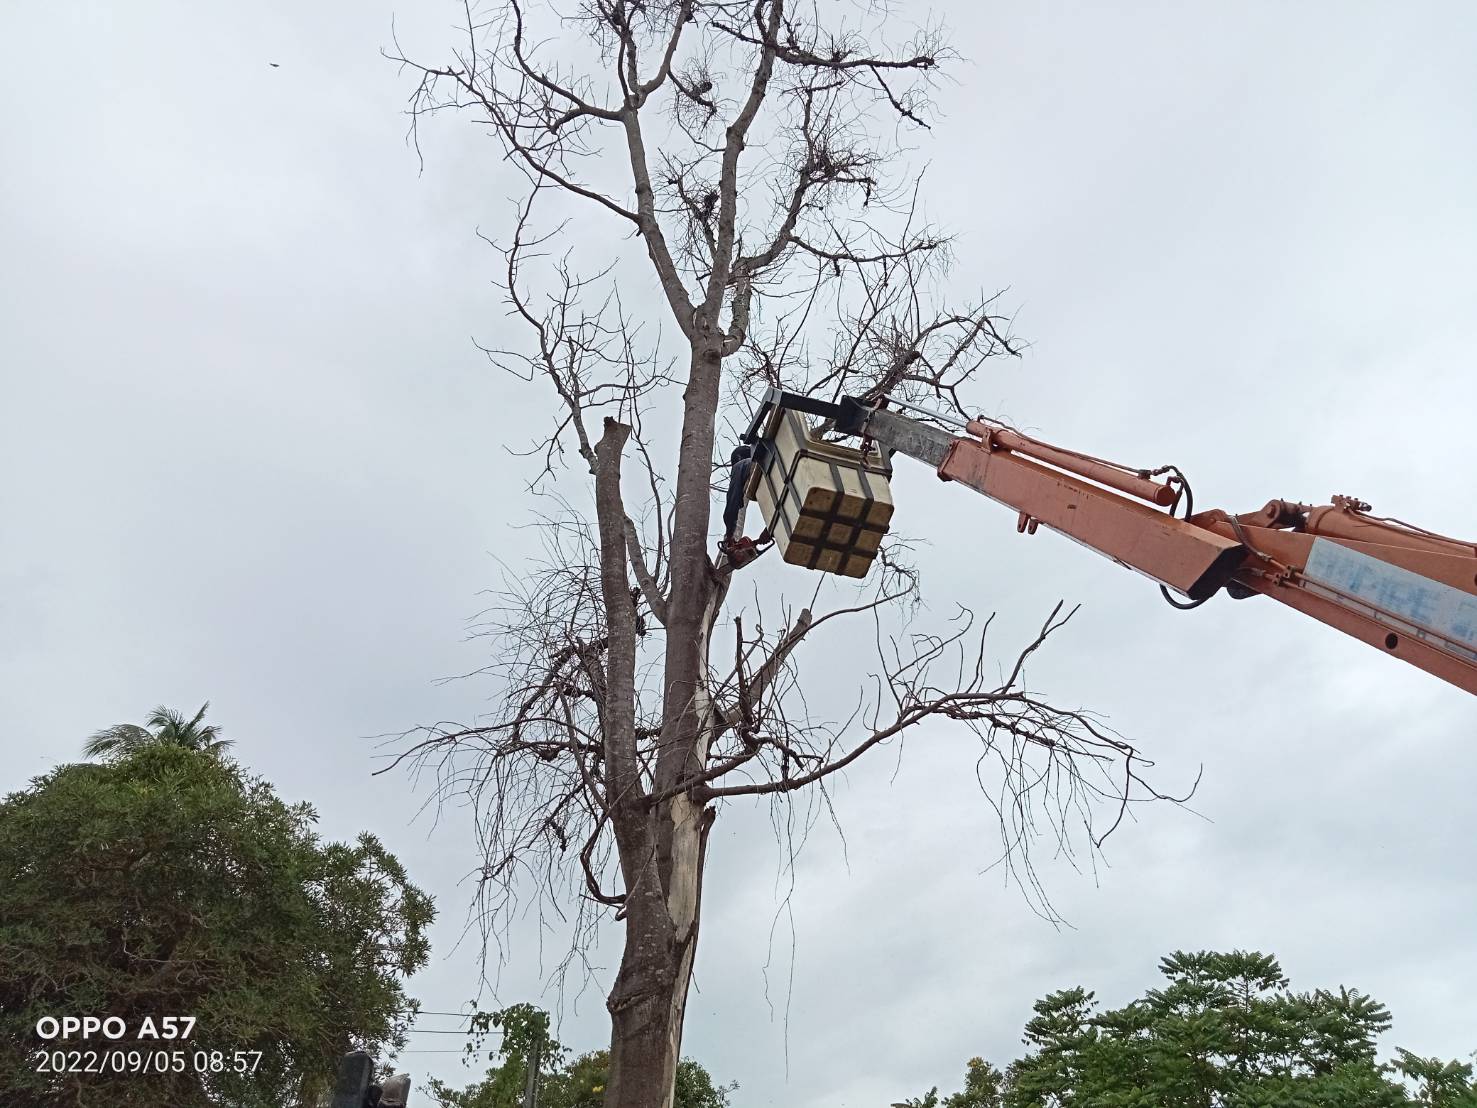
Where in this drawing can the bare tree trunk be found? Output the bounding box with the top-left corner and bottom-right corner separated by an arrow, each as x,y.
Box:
606,900 -> 683,1107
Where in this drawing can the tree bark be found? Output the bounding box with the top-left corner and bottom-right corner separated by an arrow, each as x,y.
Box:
605,807 -> 710,1108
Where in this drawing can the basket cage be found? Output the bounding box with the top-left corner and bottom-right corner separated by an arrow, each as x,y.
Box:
744,406 -> 895,578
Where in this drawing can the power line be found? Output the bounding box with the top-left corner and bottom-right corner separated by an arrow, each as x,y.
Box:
403,1029 -> 481,1035
407,1022 -> 481,1034
404,1022 -> 503,1033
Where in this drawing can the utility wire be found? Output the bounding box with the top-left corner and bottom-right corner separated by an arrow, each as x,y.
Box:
402,1029 -> 482,1035
407,1010 -> 483,1017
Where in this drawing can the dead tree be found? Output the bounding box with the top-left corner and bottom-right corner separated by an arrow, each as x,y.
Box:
385,4 -> 1186,1105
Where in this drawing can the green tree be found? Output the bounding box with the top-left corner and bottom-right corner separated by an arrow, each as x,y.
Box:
1002,952 -> 1416,1108
897,1058 -> 1006,1108
913,951 -> 1473,1108
427,1004 -> 733,1108
1393,1050 -> 1477,1108
0,743 -> 434,1106
84,701 -> 233,760
430,1003 -> 567,1108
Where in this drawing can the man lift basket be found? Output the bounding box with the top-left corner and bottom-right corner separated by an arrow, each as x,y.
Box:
723,393 -> 894,578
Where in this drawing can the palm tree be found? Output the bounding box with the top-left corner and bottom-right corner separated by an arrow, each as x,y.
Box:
84,702 -> 233,760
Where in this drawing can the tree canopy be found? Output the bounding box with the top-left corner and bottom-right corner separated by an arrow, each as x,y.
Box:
0,742 -> 434,1106
903,951 -> 1476,1108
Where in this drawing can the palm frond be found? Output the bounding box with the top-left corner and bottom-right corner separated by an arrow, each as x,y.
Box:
185,701 -> 212,734
83,724 -> 153,760
84,703 -> 232,760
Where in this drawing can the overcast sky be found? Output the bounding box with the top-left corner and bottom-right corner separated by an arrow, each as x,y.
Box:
3,1 -> 1476,1104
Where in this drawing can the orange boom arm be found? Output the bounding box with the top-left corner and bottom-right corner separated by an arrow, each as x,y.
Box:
937,418 -> 1477,695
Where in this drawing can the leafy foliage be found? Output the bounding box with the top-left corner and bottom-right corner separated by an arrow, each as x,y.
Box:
909,951 -> 1476,1108
427,1004 -> 735,1108
0,743 -> 434,1106
1393,1050 -> 1477,1108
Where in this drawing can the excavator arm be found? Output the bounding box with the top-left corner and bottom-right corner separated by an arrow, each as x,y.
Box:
744,390 -> 1477,696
